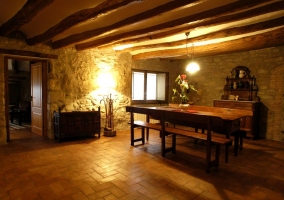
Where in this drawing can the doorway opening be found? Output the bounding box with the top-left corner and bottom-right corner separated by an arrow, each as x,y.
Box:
4,56 -> 48,142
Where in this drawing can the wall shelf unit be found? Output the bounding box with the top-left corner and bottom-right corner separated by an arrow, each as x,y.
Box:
222,66 -> 259,101
215,66 -> 261,139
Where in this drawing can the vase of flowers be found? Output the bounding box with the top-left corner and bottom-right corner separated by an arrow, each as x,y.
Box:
172,74 -> 197,104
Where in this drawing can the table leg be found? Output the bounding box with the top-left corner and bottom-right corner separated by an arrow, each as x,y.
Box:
130,112 -> 134,146
234,130 -> 239,157
18,111 -> 22,126
224,121 -> 239,157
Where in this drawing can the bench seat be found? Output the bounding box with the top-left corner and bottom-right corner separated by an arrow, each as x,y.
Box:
130,119 -> 233,172
133,120 -> 161,130
165,126 -> 232,145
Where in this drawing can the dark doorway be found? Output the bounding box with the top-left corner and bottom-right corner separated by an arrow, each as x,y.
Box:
4,56 -> 48,142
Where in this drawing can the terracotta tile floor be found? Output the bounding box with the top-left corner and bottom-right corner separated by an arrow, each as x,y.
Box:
0,127 -> 284,200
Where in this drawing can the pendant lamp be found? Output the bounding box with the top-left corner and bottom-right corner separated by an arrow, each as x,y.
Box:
185,32 -> 200,74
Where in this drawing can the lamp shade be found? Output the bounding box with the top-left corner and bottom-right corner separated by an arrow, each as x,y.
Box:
186,61 -> 200,74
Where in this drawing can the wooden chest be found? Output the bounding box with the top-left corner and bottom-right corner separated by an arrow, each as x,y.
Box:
54,108 -> 101,142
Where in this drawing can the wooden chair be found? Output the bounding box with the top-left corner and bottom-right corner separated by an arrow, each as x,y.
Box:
18,101 -> 31,124
10,101 -> 31,125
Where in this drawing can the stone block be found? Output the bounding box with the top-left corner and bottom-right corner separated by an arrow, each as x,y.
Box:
49,79 -> 61,90
49,91 -> 65,104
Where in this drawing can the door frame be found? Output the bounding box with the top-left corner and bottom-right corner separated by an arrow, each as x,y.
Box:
4,56 -> 48,142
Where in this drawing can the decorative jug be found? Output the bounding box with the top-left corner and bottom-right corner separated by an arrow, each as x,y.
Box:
239,70 -> 246,78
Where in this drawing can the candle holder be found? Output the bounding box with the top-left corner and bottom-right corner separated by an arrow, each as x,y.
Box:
100,93 -> 116,137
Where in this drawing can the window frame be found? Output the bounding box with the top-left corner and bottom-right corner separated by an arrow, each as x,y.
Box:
131,69 -> 169,105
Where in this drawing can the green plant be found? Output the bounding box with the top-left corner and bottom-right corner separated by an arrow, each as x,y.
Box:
172,74 -> 197,104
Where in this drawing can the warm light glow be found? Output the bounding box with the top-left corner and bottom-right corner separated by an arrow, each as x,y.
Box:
113,44 -> 133,50
186,61 -> 200,74
98,62 -> 112,70
97,72 -> 116,90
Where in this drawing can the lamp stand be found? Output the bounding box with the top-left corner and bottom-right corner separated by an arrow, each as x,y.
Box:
100,93 -> 116,137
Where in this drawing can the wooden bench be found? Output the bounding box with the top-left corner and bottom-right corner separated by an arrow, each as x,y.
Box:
130,120 -> 162,145
161,110 -> 232,173
53,108 -> 101,143
128,108 -> 164,146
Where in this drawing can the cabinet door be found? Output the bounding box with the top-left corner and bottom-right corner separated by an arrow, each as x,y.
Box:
232,102 -> 254,110
214,101 -> 232,108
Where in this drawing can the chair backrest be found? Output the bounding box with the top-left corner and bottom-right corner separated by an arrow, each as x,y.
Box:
18,101 -> 31,111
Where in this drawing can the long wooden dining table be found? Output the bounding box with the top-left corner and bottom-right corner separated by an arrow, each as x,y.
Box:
126,104 -> 252,157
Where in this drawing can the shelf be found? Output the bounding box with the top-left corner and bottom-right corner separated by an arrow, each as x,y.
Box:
225,89 -> 258,91
222,66 -> 259,101
226,77 -> 255,80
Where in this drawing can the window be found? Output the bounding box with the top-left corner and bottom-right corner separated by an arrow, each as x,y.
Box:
132,70 -> 169,104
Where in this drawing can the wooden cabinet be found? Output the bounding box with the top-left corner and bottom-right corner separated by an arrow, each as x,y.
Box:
214,100 -> 261,139
222,66 -> 259,101
216,66 -> 261,139
54,108 -> 101,142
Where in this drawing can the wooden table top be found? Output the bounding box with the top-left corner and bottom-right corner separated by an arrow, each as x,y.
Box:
126,105 -> 251,121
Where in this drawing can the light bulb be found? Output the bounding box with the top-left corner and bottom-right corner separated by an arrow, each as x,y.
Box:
186,61 -> 200,73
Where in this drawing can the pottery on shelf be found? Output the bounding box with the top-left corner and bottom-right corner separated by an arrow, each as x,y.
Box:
233,82 -> 238,89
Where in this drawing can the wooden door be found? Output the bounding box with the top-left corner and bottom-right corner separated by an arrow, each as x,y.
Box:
31,62 -> 43,135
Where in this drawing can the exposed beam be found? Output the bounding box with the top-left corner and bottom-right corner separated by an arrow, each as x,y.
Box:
26,0 -> 139,46
75,0 -> 272,50
103,1 -> 284,49
117,15 -> 284,53
131,27 -> 284,60
52,0 -> 201,49
0,48 -> 58,59
0,0 -> 55,36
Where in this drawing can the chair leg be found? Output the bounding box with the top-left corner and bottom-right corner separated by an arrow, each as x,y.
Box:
215,145 -> 220,167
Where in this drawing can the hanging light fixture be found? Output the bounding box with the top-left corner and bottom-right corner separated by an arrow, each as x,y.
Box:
185,32 -> 200,74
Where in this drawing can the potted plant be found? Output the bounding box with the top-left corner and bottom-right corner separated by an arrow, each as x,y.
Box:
172,74 -> 198,104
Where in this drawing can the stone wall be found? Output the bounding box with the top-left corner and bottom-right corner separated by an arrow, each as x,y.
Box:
182,47 -> 284,141
47,47 -> 180,138
1,36 -> 284,144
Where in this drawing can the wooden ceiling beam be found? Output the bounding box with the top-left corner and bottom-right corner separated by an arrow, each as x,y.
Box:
0,48 -> 58,59
108,1 -> 284,49
75,0 -> 272,50
52,0 -> 201,49
131,27 -> 284,60
26,0 -> 139,46
0,0 -> 55,36
117,15 -> 284,53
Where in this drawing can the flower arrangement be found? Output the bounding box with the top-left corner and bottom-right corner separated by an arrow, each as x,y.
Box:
172,74 -> 197,104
